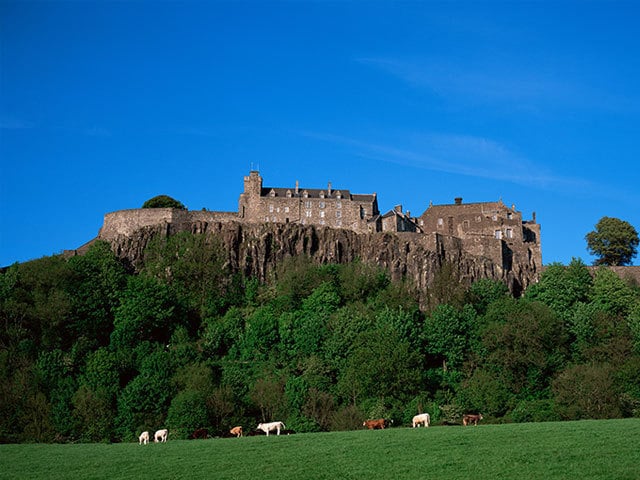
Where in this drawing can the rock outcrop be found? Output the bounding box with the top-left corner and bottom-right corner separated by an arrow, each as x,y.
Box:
99,220 -> 539,298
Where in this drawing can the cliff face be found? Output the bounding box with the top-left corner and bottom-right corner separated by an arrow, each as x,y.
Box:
99,220 -> 539,298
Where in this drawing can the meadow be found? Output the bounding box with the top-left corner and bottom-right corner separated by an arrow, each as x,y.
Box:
1,419 -> 639,480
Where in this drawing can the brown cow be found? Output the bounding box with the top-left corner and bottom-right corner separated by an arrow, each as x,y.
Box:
462,414 -> 483,426
230,426 -> 243,437
190,428 -> 208,439
363,419 -> 386,430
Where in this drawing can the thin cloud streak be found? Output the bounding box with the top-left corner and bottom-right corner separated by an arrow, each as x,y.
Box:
303,131 -> 592,191
357,57 -> 634,111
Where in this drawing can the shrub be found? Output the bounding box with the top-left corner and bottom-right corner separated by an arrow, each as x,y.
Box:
166,390 -> 208,439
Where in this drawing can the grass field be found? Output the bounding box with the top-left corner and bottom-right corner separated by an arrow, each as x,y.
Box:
2,419 -> 639,480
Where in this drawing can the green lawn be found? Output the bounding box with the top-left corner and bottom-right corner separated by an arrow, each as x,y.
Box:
2,419 -> 639,480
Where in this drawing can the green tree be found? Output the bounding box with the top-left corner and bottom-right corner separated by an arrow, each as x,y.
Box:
110,275 -> 180,349
525,258 -> 593,321
141,195 -> 186,209
142,232 -> 228,318
480,298 -> 569,398
586,216 -> 639,266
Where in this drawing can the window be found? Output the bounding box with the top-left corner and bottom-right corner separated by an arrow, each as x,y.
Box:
305,201 -> 311,209
336,219 -> 342,226
476,216 -> 481,222
506,228 -> 513,239
320,211 -> 325,218
492,214 -> 498,221
336,201 -> 342,209
437,218 -> 443,228
507,212 -> 513,220
305,210 -> 312,218
319,202 -> 325,209
269,189 -> 276,197
303,191 -> 309,198
494,230 -> 502,239
463,220 -> 469,229
336,211 -> 342,218
269,205 -> 274,213
286,190 -> 292,198
284,206 -> 289,213
320,191 -> 325,198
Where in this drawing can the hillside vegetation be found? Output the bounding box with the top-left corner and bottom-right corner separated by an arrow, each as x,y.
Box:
1,233 -> 640,443
1,420 -> 639,479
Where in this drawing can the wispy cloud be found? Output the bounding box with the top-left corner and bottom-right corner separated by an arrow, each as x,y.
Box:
0,117 -> 35,130
357,57 -> 632,111
302,131 -> 591,191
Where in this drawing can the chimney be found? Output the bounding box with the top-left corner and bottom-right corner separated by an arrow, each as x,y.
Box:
328,181 -> 332,196
454,197 -> 462,205
394,204 -> 402,213
295,180 -> 299,195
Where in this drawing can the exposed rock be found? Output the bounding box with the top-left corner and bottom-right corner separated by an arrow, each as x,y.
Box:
98,220 -> 539,300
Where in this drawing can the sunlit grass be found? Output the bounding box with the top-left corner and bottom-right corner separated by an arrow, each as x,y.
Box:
1,419 -> 639,480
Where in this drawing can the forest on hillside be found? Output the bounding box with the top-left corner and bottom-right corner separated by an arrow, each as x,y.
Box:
1,233 -> 640,443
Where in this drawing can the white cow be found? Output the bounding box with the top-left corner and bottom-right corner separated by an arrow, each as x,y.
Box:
139,431 -> 149,445
257,421 -> 286,436
154,429 -> 168,443
412,413 -> 431,428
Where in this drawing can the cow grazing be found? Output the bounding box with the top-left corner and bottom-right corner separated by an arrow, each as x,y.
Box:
363,419 -> 386,430
230,426 -> 243,438
139,431 -> 149,445
412,413 -> 431,428
154,429 -> 168,442
190,428 -> 209,440
257,421 -> 286,436
462,414 -> 483,426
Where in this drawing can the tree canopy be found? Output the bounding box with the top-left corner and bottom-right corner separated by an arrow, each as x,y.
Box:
2,234 -> 640,443
585,216 -> 639,266
141,195 -> 186,210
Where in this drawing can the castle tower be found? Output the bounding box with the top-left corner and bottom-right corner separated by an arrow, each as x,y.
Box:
239,170 -> 263,218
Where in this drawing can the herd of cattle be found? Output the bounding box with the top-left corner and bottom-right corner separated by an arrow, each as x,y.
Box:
138,414 -> 483,444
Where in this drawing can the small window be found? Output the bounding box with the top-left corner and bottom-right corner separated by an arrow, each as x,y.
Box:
305,201 -> 311,209
495,230 -> 502,239
319,202 -> 325,209
269,189 -> 276,197
284,206 -> 289,213
492,214 -> 498,221
336,202 -> 342,209
463,220 -> 469,229
305,210 -> 311,218
336,211 -> 342,218
437,218 -> 443,225
320,211 -> 325,218
507,212 -> 513,220
303,190 -> 309,198
476,216 -> 481,222
286,190 -> 292,198
320,191 -> 325,198
506,228 -> 513,239
336,191 -> 342,199
336,219 -> 342,226
269,205 -> 274,213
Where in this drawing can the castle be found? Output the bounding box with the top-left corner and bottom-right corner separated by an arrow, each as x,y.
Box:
98,170 -> 542,274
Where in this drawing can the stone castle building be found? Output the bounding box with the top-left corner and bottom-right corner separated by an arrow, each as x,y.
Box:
98,170 -> 542,275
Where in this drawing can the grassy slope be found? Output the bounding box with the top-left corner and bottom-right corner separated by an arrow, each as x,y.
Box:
1,419 -> 639,480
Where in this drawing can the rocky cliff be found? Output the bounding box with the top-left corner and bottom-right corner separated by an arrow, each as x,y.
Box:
97,220 -> 539,299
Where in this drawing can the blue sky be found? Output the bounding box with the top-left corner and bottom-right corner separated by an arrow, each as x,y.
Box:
1,1 -> 639,267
